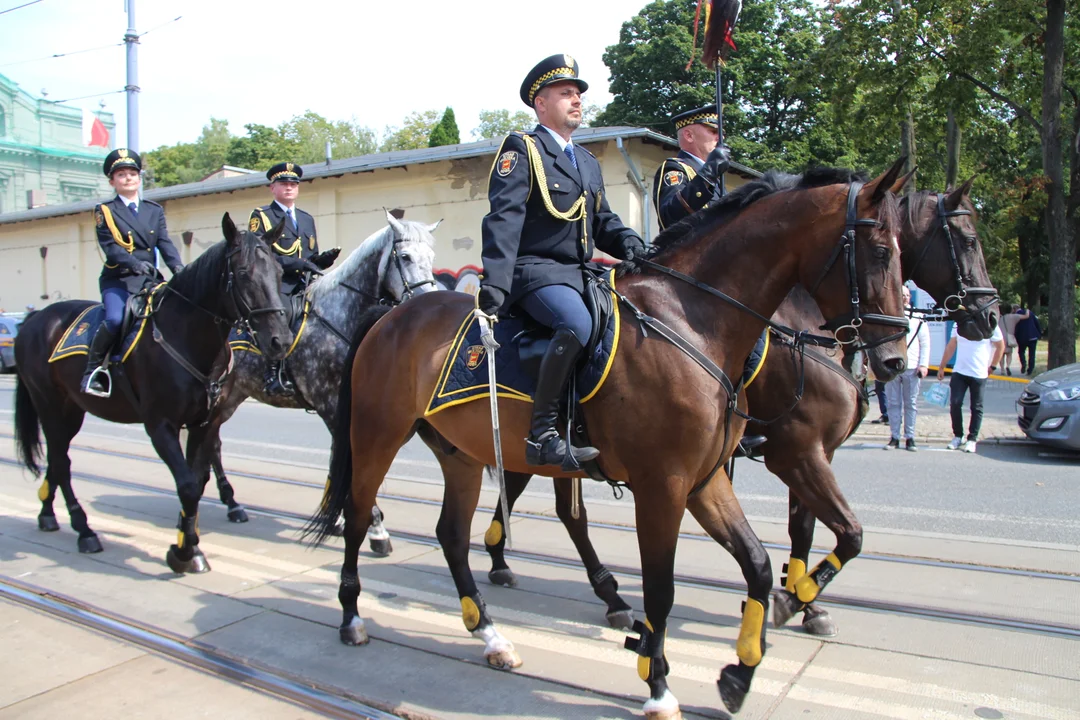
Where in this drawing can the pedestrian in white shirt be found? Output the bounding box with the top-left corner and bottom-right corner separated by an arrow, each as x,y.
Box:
884,286 -> 931,451
937,324 -> 1006,453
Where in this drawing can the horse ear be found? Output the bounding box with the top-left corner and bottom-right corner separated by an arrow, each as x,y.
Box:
222,213 -> 238,246
262,217 -> 286,247
424,219 -> 443,233
865,156 -> 908,204
385,208 -> 407,236
890,167 -> 917,195
944,175 -> 976,211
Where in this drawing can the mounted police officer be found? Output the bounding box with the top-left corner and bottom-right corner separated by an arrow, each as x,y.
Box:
82,148 -> 184,396
248,162 -> 339,396
652,104 -> 731,230
477,54 -> 646,468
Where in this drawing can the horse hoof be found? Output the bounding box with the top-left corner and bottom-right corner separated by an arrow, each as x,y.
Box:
486,648 -> 522,670
606,608 -> 634,630
488,568 -> 518,588
227,506 -> 249,523
330,519 -> 345,537
368,537 -> 392,556
717,664 -> 750,714
339,619 -> 369,646
771,589 -> 803,628
802,606 -> 838,637
77,535 -> 104,554
645,710 -> 682,720
166,545 -> 211,574
38,515 -> 60,532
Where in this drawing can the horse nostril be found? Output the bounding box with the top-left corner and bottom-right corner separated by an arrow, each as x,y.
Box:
270,336 -> 283,353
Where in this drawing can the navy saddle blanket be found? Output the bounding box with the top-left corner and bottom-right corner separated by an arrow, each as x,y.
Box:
425,284 -> 620,417
49,303 -> 150,364
228,299 -> 308,357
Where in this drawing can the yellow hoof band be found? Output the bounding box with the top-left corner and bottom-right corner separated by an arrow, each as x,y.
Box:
37,480 -> 50,502
794,573 -> 819,603
460,597 -> 481,631
637,619 -> 658,681
484,520 -> 504,547
784,557 -> 807,593
176,529 -> 185,549
824,552 -> 842,571
736,598 -> 765,667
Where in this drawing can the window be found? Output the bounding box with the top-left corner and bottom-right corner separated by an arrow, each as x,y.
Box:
0,106 -> 6,137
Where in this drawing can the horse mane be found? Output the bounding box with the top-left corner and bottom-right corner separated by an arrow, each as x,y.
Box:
309,220 -> 435,302
168,236 -> 228,299
900,189 -> 938,236
618,166 -> 887,278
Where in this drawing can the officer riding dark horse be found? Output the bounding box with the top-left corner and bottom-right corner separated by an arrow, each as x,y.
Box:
248,162 -> 340,396
476,54 -> 646,468
82,148 -> 184,397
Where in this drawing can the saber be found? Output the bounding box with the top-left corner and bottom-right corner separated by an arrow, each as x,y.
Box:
475,310 -> 512,550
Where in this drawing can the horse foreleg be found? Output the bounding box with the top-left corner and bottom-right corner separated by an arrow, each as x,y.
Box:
148,421 -> 210,574
483,470 -> 532,588
626,476 -> 688,720
552,476 -> 634,629
687,470 -> 773,716
435,448 -> 520,670
785,491 -> 838,636
769,451 -> 861,631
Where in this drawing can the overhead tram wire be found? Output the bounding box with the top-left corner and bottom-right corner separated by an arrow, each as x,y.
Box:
0,0 -> 43,16
0,15 -> 181,69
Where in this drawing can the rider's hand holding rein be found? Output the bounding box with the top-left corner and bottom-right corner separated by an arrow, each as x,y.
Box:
477,285 -> 506,318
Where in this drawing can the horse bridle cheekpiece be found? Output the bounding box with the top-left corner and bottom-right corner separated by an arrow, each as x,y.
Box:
389,233 -> 435,301
223,243 -> 286,337
907,194 -> 999,323
811,181 -> 909,351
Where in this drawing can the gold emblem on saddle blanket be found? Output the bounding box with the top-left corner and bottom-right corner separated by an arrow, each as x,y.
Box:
76,322 -> 90,335
465,345 -> 486,370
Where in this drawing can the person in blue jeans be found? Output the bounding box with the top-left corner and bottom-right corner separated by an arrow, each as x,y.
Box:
82,149 -> 184,396
937,325 -> 1005,453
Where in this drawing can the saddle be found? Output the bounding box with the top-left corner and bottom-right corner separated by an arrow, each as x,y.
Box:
49,287 -> 159,365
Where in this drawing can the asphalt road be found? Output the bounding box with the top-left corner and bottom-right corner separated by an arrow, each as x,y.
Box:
1,375 -> 1077,546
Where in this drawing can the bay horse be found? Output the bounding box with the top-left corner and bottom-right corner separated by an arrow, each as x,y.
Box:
13,214 -> 292,573
308,160 -> 911,718
198,211 -> 438,553
481,179 -> 999,639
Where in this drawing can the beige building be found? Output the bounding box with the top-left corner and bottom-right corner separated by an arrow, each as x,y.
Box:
0,127 -> 755,310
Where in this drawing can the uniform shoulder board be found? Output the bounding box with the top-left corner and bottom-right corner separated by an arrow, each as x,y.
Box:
295,207 -> 313,219
576,144 -> 596,159
142,198 -> 162,208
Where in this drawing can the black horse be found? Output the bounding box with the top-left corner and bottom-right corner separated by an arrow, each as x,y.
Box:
13,213 -> 293,573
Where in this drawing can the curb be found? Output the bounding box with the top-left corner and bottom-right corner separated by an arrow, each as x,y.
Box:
848,433 -> 1033,446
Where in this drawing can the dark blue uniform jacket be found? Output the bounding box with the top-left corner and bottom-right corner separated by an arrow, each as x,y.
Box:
95,196 -> 183,294
652,150 -> 720,230
249,202 -> 318,295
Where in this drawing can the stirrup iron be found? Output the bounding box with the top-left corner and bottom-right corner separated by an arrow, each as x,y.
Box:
84,365 -> 112,398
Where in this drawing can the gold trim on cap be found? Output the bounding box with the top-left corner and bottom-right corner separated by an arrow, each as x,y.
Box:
270,170 -> 300,181
674,113 -> 719,131
529,67 -> 575,104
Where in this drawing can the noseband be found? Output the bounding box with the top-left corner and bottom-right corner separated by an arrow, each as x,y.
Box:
906,194 -> 999,323
810,181 -> 910,351
389,234 -> 436,301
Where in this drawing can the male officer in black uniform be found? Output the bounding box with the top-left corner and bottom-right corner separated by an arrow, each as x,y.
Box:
248,161 -> 339,395
477,54 -> 645,468
652,104 -> 731,230
82,148 -> 184,395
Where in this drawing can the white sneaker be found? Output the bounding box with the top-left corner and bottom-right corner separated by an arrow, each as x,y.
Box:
946,437 -> 963,450
961,440 -> 977,453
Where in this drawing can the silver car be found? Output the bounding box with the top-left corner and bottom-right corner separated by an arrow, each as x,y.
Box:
0,316 -> 19,372
1017,362 -> 1080,450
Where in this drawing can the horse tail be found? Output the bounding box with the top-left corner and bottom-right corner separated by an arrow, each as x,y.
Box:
14,375 -> 43,478
302,304 -> 394,547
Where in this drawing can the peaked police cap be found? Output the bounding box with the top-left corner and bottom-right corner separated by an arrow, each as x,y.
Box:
103,148 -> 142,177
519,54 -> 589,107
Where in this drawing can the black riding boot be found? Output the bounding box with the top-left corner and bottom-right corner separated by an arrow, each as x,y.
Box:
264,358 -> 295,397
734,434 -> 767,458
525,328 -> 598,468
80,326 -> 116,396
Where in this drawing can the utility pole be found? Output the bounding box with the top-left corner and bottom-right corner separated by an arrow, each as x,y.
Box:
124,0 -> 139,151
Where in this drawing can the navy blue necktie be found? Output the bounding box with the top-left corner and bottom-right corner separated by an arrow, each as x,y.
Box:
286,208 -> 297,231
128,202 -> 138,218
563,144 -> 578,169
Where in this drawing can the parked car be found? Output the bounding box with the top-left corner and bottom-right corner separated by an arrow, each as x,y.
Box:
1017,362 -> 1080,451
0,315 -> 20,372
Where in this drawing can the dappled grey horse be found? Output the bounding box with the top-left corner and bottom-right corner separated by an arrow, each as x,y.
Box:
192,211 -> 439,549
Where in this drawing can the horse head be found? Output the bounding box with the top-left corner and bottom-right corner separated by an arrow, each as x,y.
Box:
382,209 -> 439,302
901,177 -> 998,340
803,157 -> 910,383
222,212 -> 292,360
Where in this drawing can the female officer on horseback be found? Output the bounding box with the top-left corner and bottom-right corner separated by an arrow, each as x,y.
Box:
81,149 -> 184,396
477,54 -> 645,468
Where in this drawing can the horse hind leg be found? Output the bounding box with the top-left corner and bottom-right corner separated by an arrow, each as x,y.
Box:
41,409 -> 101,553
686,471 -> 773,716
36,477 -> 60,532
784,491 -> 837,637
552,476 -> 633,630
483,470 -> 532,589
769,453 -> 861,631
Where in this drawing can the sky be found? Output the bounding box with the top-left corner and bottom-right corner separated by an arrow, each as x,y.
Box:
0,0 -> 655,151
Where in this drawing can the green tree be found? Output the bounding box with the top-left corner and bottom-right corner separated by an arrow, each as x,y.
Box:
226,123 -> 294,171
473,109 -> 535,139
428,107 -> 461,147
279,111 -> 378,163
142,142 -> 200,188
380,110 -> 440,152
193,117 -> 233,175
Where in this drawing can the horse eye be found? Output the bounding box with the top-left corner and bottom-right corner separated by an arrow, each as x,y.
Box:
873,247 -> 888,260
400,253 -> 411,262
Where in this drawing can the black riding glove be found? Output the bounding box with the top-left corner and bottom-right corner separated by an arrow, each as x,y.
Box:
312,248 -> 341,269
169,264 -> 184,275
132,260 -> 156,276
477,285 -> 506,317
620,236 -> 646,262
302,260 -> 324,275
699,144 -> 731,183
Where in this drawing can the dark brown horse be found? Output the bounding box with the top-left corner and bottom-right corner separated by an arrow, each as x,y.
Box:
13,214 -> 292,572
481,180 -> 998,640
308,162 -> 911,718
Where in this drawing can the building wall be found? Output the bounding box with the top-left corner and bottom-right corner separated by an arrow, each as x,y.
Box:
0,135 -> 744,311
